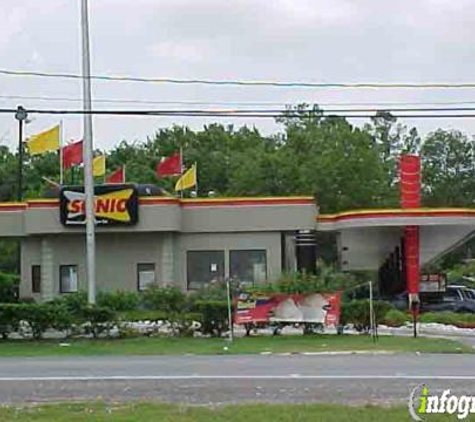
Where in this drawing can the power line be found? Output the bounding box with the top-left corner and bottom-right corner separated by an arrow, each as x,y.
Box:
2,68 -> 475,89
1,107 -> 475,119
2,94 -> 475,109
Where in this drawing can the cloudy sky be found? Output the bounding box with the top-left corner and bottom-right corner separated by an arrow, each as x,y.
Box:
0,0 -> 474,150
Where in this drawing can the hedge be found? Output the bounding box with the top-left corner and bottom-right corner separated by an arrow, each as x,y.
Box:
340,300 -> 394,333
419,312 -> 475,328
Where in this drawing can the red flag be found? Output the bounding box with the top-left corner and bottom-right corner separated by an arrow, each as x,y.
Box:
106,167 -> 125,184
156,152 -> 181,177
62,140 -> 83,169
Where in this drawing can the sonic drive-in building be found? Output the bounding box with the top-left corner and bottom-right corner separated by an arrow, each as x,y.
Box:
3,185 -> 317,301
2,153 -> 475,302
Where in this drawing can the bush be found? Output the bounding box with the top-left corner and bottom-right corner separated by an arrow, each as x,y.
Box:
0,304 -> 21,339
344,300 -> 394,333
194,300 -> 229,337
168,312 -> 202,337
82,306 -> 116,338
117,310 -> 201,338
189,281 -> 233,302
250,267 -> 355,295
140,286 -> 185,313
0,272 -> 19,303
418,312 -> 475,328
18,303 -> 71,339
120,310 -> 168,322
97,290 -> 139,312
383,309 -> 410,327
0,303 -> 72,339
49,292 -> 87,317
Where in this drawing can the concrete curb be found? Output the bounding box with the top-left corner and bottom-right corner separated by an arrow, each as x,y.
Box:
259,351 -> 397,356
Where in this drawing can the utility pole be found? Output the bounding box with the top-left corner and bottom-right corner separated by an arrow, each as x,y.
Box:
15,106 -> 28,202
80,0 -> 96,304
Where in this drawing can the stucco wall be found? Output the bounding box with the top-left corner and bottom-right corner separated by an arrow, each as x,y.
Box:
21,232 -> 165,299
338,227 -> 403,271
20,230 -> 288,299
176,232 -> 282,290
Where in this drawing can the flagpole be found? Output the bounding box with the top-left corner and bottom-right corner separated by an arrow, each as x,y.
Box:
123,164 -> 126,183
59,120 -> 64,186
180,145 -> 184,199
195,162 -> 198,197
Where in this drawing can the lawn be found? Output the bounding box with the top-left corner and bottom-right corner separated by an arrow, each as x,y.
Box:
0,334 -> 470,357
0,402 -> 456,422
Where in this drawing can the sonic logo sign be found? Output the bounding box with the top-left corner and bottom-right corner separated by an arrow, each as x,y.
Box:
60,185 -> 139,226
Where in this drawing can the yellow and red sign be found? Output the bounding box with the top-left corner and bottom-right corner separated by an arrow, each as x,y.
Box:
60,185 -> 138,226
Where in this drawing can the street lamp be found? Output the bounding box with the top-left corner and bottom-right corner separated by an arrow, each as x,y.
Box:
15,106 -> 28,202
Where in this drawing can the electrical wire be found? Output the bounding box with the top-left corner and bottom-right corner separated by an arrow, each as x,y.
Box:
2,68 -> 475,89
2,94 -> 475,108
3,107 -> 475,119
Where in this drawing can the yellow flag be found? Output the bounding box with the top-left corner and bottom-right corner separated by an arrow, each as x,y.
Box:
175,165 -> 197,191
92,155 -> 106,177
27,125 -> 60,155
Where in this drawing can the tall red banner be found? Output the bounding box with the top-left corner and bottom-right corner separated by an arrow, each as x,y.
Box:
399,155 -> 421,208
400,155 -> 421,296
404,226 -> 419,294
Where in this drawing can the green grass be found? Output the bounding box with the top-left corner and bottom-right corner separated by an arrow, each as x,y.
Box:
0,402 -> 457,421
0,335 -> 470,357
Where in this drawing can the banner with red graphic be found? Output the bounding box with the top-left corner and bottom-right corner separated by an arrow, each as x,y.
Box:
235,292 -> 341,326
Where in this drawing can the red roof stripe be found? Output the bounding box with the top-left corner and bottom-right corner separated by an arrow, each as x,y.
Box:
0,197 -> 314,210
0,204 -> 26,211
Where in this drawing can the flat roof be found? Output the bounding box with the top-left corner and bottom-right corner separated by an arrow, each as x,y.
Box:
318,207 -> 475,231
0,196 -> 317,237
1,196 -> 315,211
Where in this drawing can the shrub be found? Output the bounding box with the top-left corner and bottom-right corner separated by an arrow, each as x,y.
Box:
418,312 -> 475,327
250,267 -> 355,295
188,282 -> 230,302
82,306 -> 116,338
140,286 -> 185,313
120,310 -> 168,322
118,310 -> 201,338
0,304 -> 21,339
49,292 -> 87,317
344,300 -> 394,333
194,300 -> 229,337
0,272 -> 19,303
168,312 -> 202,337
383,309 -> 410,327
97,290 -> 139,312
18,304 -> 65,339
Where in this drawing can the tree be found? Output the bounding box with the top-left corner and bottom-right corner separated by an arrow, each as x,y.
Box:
277,107 -> 392,212
421,129 -> 475,206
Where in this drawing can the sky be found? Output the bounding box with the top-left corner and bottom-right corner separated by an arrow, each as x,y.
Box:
0,0 -> 475,151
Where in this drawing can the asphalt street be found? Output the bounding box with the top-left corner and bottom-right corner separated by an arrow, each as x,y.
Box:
1,353 -> 475,404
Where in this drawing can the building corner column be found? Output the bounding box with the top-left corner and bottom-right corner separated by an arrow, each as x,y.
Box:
41,238 -> 55,302
161,233 -> 175,286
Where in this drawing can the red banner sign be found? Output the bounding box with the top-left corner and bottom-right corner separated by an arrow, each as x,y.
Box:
235,292 -> 342,326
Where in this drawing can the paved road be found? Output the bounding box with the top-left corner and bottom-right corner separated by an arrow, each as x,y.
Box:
1,354 -> 474,404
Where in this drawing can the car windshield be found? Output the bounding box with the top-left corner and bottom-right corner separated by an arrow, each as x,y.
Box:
463,289 -> 475,300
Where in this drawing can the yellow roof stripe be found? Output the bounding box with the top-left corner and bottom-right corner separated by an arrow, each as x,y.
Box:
319,207 -> 475,220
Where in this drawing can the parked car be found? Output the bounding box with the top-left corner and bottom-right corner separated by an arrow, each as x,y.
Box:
385,288 -> 475,314
446,285 -> 475,301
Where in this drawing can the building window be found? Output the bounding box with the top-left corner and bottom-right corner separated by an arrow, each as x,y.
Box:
137,263 -> 156,291
187,251 -> 224,290
32,265 -> 41,294
230,250 -> 267,284
60,265 -> 78,293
